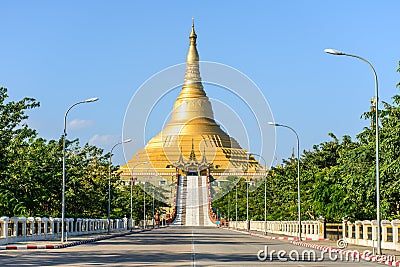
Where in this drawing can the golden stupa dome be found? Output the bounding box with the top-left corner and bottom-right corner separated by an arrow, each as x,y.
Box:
120,21 -> 262,180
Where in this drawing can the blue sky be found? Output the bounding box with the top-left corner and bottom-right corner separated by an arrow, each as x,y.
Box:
2,1 -> 400,165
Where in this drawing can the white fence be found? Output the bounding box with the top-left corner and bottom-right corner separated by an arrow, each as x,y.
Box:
229,219 -> 400,251
343,219 -> 400,251
229,219 -> 325,240
0,216 -> 131,245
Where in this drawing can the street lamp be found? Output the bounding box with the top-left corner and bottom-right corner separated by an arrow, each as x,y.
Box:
129,161 -> 148,231
248,152 -> 267,235
61,97 -> 99,242
144,174 -> 148,229
108,139 -> 132,233
152,175 -> 157,228
245,153 -> 249,231
268,122 -> 301,241
235,181 -> 238,230
228,190 -> 230,226
129,177 -> 136,230
324,48 -> 381,254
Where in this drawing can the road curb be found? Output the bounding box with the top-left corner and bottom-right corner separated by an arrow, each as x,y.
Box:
0,244 -> 60,250
0,230 -> 144,250
291,240 -> 400,267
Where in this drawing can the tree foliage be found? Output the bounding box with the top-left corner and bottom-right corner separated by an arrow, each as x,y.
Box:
213,61 -> 400,222
0,87 -> 167,220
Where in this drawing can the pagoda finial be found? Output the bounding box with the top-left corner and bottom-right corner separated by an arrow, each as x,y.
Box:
190,18 -> 197,39
201,146 -> 207,163
178,147 -> 184,163
189,138 -> 197,161
186,19 -> 199,63
170,19 -> 211,123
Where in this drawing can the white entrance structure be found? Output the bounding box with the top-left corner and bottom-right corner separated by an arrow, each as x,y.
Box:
172,175 -> 214,227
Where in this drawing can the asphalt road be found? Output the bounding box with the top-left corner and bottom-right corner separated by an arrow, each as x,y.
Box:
0,227 -> 386,266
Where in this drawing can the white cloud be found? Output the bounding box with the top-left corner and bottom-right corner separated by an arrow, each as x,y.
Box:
68,119 -> 94,130
89,134 -> 120,147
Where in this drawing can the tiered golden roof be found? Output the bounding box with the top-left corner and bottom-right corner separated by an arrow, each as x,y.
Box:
120,21 -> 262,180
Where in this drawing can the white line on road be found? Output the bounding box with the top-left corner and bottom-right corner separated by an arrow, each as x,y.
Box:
191,228 -> 196,267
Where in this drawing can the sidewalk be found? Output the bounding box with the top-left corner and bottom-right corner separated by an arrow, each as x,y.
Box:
225,227 -> 400,266
0,228 -> 150,250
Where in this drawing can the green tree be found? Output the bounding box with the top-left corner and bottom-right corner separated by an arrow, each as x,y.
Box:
211,59 -> 400,222
0,87 -> 41,216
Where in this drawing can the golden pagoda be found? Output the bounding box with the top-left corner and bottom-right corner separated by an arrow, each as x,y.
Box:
120,21 -> 263,181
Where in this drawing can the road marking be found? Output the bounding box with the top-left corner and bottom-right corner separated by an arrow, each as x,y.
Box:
191,228 -> 196,267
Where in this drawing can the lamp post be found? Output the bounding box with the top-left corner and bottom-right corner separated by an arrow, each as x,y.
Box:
144,175 -> 147,229
324,48 -> 381,254
108,139 -> 132,233
61,97 -> 99,243
152,175 -> 156,228
268,122 -> 301,241
235,181 -> 238,229
130,161 -> 148,231
246,153 -> 249,231
228,190 -> 230,226
130,177 -> 135,230
248,152 -> 267,235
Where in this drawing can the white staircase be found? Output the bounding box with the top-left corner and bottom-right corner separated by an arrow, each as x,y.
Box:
172,175 -> 215,227
185,175 -> 200,226
201,175 -> 215,226
171,176 -> 186,226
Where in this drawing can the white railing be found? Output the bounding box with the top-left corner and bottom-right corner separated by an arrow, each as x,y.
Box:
229,218 -> 400,251
343,219 -> 400,251
0,216 -> 132,245
229,219 -> 325,240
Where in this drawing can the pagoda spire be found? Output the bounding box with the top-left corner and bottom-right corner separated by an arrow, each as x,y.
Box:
189,137 -> 197,162
170,19 -> 214,124
187,18 -> 199,62
178,19 -> 206,100
178,147 -> 184,163
201,146 -> 207,164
